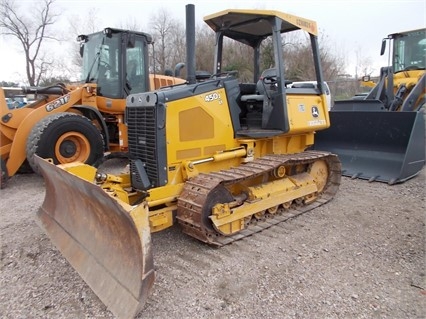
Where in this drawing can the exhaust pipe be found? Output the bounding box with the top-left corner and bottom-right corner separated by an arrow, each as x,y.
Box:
174,62 -> 186,77
186,4 -> 196,84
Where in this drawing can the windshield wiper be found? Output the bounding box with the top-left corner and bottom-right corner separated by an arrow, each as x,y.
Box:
84,36 -> 106,83
85,51 -> 100,83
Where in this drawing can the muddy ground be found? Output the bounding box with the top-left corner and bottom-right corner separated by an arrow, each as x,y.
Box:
0,168 -> 425,319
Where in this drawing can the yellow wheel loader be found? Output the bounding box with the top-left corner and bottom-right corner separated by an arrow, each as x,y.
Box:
0,28 -> 184,189
315,28 -> 426,184
35,5 -> 341,319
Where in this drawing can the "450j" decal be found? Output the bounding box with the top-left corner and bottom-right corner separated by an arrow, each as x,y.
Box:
204,92 -> 222,104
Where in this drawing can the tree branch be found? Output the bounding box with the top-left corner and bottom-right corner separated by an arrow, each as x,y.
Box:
0,0 -> 58,85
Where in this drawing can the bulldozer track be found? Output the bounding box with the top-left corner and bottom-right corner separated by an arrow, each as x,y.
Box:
177,151 -> 341,247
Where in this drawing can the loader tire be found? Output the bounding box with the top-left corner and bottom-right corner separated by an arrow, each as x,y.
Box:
17,160 -> 33,174
26,113 -> 104,174
0,158 -> 8,189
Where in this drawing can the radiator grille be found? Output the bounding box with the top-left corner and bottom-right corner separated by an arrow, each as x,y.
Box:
127,106 -> 159,187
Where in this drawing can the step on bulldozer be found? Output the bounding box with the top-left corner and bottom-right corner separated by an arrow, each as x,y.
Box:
315,28 -> 426,184
35,5 -> 341,319
0,28 -> 184,189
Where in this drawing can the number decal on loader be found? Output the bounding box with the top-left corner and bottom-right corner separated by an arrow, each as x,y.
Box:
45,94 -> 71,112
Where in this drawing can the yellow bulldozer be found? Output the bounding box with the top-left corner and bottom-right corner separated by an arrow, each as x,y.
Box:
315,28 -> 426,184
0,27 -> 184,188
35,5 -> 341,318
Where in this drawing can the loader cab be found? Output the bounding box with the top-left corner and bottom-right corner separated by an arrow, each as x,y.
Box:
367,28 -> 426,110
381,28 -> 426,72
78,28 -> 152,99
203,10 -> 328,137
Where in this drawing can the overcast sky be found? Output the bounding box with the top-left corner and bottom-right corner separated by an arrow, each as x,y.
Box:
1,0 -> 425,83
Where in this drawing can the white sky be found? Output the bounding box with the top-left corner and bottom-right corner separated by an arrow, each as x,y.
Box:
1,0 -> 425,84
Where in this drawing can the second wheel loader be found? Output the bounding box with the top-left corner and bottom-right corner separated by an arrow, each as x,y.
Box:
35,5 -> 341,319
315,28 -> 426,184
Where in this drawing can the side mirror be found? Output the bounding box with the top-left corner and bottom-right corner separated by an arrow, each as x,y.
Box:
103,28 -> 112,38
362,75 -> 370,82
127,34 -> 135,48
380,38 -> 387,56
76,34 -> 88,58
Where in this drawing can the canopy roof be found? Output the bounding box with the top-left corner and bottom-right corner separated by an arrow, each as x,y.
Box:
204,9 -> 318,46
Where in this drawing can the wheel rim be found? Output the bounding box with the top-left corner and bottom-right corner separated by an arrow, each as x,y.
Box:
282,201 -> 292,209
55,132 -> 91,163
254,210 -> 266,220
267,205 -> 278,215
308,160 -> 328,193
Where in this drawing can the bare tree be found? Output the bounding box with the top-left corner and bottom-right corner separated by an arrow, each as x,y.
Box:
148,8 -> 182,74
118,17 -> 144,34
260,37 -> 274,71
354,46 -> 375,78
195,25 -> 215,73
0,0 -> 59,86
222,39 -> 254,82
68,8 -> 101,75
168,22 -> 186,74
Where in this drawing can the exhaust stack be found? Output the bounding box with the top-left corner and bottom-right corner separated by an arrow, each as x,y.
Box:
186,4 -> 196,84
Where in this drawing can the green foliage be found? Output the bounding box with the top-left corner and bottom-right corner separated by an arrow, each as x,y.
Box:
0,81 -> 19,87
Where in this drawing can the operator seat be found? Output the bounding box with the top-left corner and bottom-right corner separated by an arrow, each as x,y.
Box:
240,68 -> 278,128
127,60 -> 144,93
240,68 -> 277,102
127,60 -> 137,83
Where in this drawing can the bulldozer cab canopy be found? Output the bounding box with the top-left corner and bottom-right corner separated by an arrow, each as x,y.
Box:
204,9 -> 318,47
203,9 -> 323,91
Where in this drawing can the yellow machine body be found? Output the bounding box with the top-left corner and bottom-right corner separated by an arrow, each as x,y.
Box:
35,7 -> 341,319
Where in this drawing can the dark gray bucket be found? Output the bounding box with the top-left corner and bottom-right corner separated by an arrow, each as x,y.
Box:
314,110 -> 425,184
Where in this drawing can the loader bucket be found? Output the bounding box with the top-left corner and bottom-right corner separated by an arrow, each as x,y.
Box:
315,110 -> 425,184
34,156 -> 155,319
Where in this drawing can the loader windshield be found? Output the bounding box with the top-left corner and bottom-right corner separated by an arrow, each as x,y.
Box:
393,29 -> 426,72
81,28 -> 151,98
81,31 -> 121,98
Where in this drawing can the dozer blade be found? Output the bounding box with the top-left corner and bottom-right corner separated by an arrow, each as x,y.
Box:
315,110 -> 425,184
34,156 -> 155,319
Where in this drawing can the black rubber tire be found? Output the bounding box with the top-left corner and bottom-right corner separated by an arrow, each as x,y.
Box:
0,158 -> 9,189
17,160 -> 34,174
26,113 -> 104,174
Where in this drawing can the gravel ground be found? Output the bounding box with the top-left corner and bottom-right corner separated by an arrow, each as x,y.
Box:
0,168 -> 425,319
